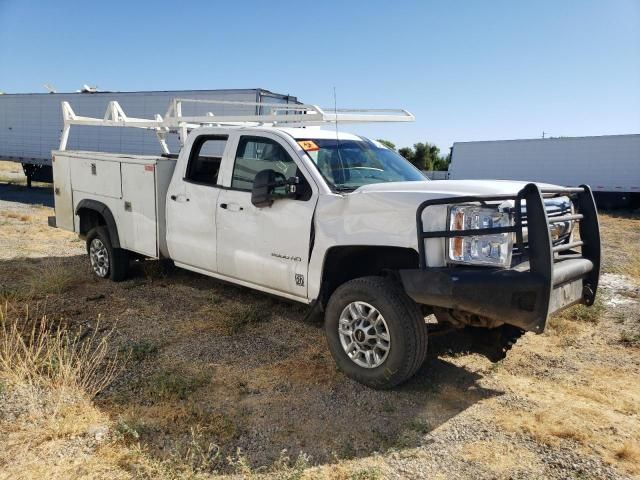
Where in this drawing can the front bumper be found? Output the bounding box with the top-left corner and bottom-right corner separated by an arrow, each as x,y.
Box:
401,183 -> 601,333
400,257 -> 594,332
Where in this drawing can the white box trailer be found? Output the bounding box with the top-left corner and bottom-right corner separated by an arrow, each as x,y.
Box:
448,134 -> 640,208
0,88 -> 297,185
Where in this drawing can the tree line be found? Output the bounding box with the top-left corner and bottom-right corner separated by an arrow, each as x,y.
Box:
377,139 -> 450,171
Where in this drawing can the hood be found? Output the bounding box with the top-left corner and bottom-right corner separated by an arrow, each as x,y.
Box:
353,179 -> 559,198
314,179 -> 566,268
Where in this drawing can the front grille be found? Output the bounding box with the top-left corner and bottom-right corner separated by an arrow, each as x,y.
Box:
513,196 -> 574,258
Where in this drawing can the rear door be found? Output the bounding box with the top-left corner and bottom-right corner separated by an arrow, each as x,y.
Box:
165,135 -> 228,272
216,133 -> 317,298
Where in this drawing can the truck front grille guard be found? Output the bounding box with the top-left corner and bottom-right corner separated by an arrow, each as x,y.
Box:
415,183 -> 601,308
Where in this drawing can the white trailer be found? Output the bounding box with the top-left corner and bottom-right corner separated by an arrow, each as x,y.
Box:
0,88 -> 297,186
448,135 -> 640,208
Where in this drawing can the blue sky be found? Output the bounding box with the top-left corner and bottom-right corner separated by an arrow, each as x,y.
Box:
1,0 -> 638,152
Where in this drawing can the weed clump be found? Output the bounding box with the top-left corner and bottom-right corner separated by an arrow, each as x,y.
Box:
0,306 -> 120,397
548,296 -> 604,335
619,330 -> 640,347
222,303 -> 271,335
121,340 -> 159,362
146,370 -> 210,400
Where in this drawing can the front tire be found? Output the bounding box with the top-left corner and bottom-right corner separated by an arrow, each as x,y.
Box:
325,276 -> 428,389
86,226 -> 129,281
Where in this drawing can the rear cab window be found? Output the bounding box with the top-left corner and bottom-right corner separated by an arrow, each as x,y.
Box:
184,135 -> 228,186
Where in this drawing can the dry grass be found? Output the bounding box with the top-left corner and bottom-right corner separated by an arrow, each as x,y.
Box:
0,204 -> 84,261
4,211 -> 31,222
221,303 -> 271,335
0,174 -> 25,185
120,339 -> 160,361
492,361 -> 640,476
0,298 -> 202,479
615,441 -> 640,463
223,449 -> 313,479
0,160 -> 23,173
0,303 -> 147,479
0,259 -> 80,305
191,300 -> 273,336
0,160 -> 48,188
145,369 -> 210,401
0,160 -> 26,185
599,211 -> 640,281
249,341 -> 339,390
460,440 -> 541,477
0,392 -> 112,478
619,329 -> 640,347
302,457 -> 387,480
0,306 -> 121,398
0,160 -> 21,171
558,299 -> 604,323
25,260 -> 79,296
545,297 -> 606,349
115,402 -> 238,446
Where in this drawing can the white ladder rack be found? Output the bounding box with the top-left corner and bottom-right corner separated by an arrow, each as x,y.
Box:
59,98 -> 415,154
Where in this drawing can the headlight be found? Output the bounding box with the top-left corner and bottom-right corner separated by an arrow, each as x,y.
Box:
447,205 -> 513,267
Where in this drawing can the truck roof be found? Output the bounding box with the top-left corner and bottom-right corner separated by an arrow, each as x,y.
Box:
187,125 -> 364,141
267,127 -> 362,141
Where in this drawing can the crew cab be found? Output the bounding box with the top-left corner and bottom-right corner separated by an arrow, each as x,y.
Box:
50,98 -> 601,388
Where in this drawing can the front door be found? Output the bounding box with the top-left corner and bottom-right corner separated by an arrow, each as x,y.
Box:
216,134 -> 317,298
165,135 -> 228,272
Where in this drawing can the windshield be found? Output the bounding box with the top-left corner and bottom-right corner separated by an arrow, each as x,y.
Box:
299,138 -> 426,191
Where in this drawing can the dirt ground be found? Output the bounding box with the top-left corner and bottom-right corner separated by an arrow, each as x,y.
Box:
0,172 -> 639,479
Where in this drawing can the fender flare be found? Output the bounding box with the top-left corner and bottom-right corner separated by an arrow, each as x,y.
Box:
75,199 -> 121,248
315,245 -> 420,307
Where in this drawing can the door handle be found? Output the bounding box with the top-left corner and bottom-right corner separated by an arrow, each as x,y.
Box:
220,203 -> 243,211
170,194 -> 189,202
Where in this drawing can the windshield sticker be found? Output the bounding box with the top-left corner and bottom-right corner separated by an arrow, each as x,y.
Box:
297,140 -> 320,152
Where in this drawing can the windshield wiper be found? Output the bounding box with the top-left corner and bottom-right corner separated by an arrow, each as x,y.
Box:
333,185 -> 358,193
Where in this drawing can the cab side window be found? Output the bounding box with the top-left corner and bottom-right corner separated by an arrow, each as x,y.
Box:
185,135 -> 228,186
230,137 -> 298,190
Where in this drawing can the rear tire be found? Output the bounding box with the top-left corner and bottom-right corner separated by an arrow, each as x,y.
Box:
86,226 -> 129,281
324,276 -> 428,389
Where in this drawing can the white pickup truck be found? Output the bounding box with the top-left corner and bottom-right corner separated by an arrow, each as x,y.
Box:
50,98 -> 601,388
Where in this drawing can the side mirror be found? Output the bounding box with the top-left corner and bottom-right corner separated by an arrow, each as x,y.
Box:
251,169 -> 300,208
251,169 -> 277,207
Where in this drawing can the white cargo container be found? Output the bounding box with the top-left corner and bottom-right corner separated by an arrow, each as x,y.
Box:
449,134 -> 640,208
0,88 -> 297,185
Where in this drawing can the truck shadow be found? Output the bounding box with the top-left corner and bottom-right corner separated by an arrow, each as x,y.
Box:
0,254 -> 503,471
0,182 -> 54,207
